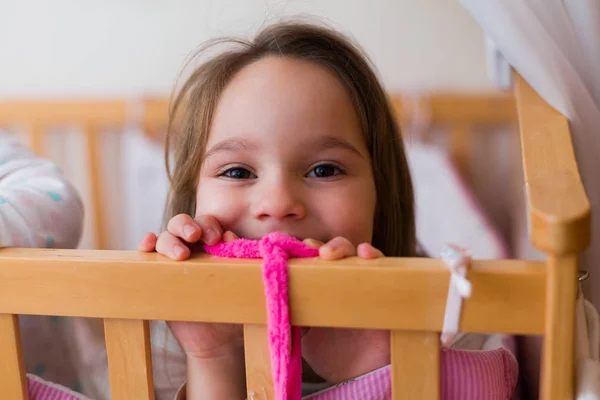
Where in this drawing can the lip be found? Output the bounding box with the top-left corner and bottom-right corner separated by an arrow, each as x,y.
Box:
244,232 -> 324,243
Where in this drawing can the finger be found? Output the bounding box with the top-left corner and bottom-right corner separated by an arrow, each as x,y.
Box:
303,238 -> 324,248
223,231 -> 240,242
138,233 -> 157,252
167,214 -> 202,243
195,215 -> 223,245
156,231 -> 191,260
357,243 -> 384,259
319,237 -> 356,260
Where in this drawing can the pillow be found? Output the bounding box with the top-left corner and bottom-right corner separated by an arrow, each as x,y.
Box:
405,141 -> 509,259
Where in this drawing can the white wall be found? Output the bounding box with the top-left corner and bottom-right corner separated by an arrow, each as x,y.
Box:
0,0 -> 494,98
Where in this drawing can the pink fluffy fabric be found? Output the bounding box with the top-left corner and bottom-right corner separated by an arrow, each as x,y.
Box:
205,232 -> 318,400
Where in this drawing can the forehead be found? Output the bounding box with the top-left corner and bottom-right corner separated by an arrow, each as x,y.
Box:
207,56 -> 363,148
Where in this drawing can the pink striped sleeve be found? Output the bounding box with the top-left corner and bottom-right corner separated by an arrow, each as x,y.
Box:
27,374 -> 91,400
306,347 -> 518,400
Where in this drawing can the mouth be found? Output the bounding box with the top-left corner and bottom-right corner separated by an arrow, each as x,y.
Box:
273,233 -> 308,243
281,233 -> 326,245
242,232 -> 323,244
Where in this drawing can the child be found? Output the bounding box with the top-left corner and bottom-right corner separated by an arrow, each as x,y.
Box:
139,22 -> 518,399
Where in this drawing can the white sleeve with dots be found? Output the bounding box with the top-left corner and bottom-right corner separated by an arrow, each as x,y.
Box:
0,136 -> 84,249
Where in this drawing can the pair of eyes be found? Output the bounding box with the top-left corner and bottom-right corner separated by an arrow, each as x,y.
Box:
220,164 -> 343,179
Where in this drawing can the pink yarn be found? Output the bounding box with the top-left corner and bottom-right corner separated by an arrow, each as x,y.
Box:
205,232 -> 318,400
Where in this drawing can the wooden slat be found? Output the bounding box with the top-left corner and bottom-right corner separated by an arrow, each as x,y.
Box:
0,249 -> 546,334
143,98 -> 169,137
28,124 -> 44,157
83,124 -> 106,250
514,75 -> 591,254
243,325 -> 274,399
104,319 -> 154,400
540,255 -> 578,400
391,331 -> 440,400
0,314 -> 29,400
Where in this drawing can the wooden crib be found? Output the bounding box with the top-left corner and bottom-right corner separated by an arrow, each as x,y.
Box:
0,74 -> 590,400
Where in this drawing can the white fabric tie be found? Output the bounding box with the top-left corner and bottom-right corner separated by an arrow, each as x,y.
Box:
440,244 -> 472,346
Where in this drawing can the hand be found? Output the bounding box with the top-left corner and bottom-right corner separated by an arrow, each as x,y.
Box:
303,236 -> 384,260
138,214 -> 243,360
139,213 -> 237,260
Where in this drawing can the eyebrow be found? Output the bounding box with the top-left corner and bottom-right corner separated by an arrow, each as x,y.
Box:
203,135 -> 366,160
307,135 -> 366,159
204,138 -> 258,160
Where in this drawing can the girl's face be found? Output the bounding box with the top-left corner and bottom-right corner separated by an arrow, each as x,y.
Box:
196,56 -> 376,249
196,56 -> 383,382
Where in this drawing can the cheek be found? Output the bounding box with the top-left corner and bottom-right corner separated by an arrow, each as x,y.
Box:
195,181 -> 247,229
316,183 -> 376,245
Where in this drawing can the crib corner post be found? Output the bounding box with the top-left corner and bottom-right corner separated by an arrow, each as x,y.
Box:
514,73 -> 591,400
539,254 -> 579,400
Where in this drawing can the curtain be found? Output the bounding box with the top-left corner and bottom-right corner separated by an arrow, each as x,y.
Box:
459,2 -> 600,397
459,0 -> 600,305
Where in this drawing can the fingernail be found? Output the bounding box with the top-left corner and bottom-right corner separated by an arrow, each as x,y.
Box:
174,245 -> 187,258
183,225 -> 196,240
320,243 -> 340,258
325,241 -> 339,251
204,229 -> 218,244
223,231 -> 239,242
304,238 -> 321,248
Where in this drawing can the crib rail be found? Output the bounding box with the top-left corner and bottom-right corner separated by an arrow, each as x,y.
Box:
0,94 -> 514,131
0,249 -> 545,333
0,99 -> 169,131
0,250 -> 544,399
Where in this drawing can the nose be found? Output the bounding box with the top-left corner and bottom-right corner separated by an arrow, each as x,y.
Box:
252,177 -> 306,221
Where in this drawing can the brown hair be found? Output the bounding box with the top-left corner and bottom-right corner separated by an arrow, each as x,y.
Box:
164,22 -> 415,257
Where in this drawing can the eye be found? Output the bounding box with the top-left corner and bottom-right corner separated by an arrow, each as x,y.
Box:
220,167 -> 256,179
307,164 -> 343,178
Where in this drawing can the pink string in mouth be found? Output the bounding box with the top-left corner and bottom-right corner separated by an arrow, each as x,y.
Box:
204,232 -> 318,400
